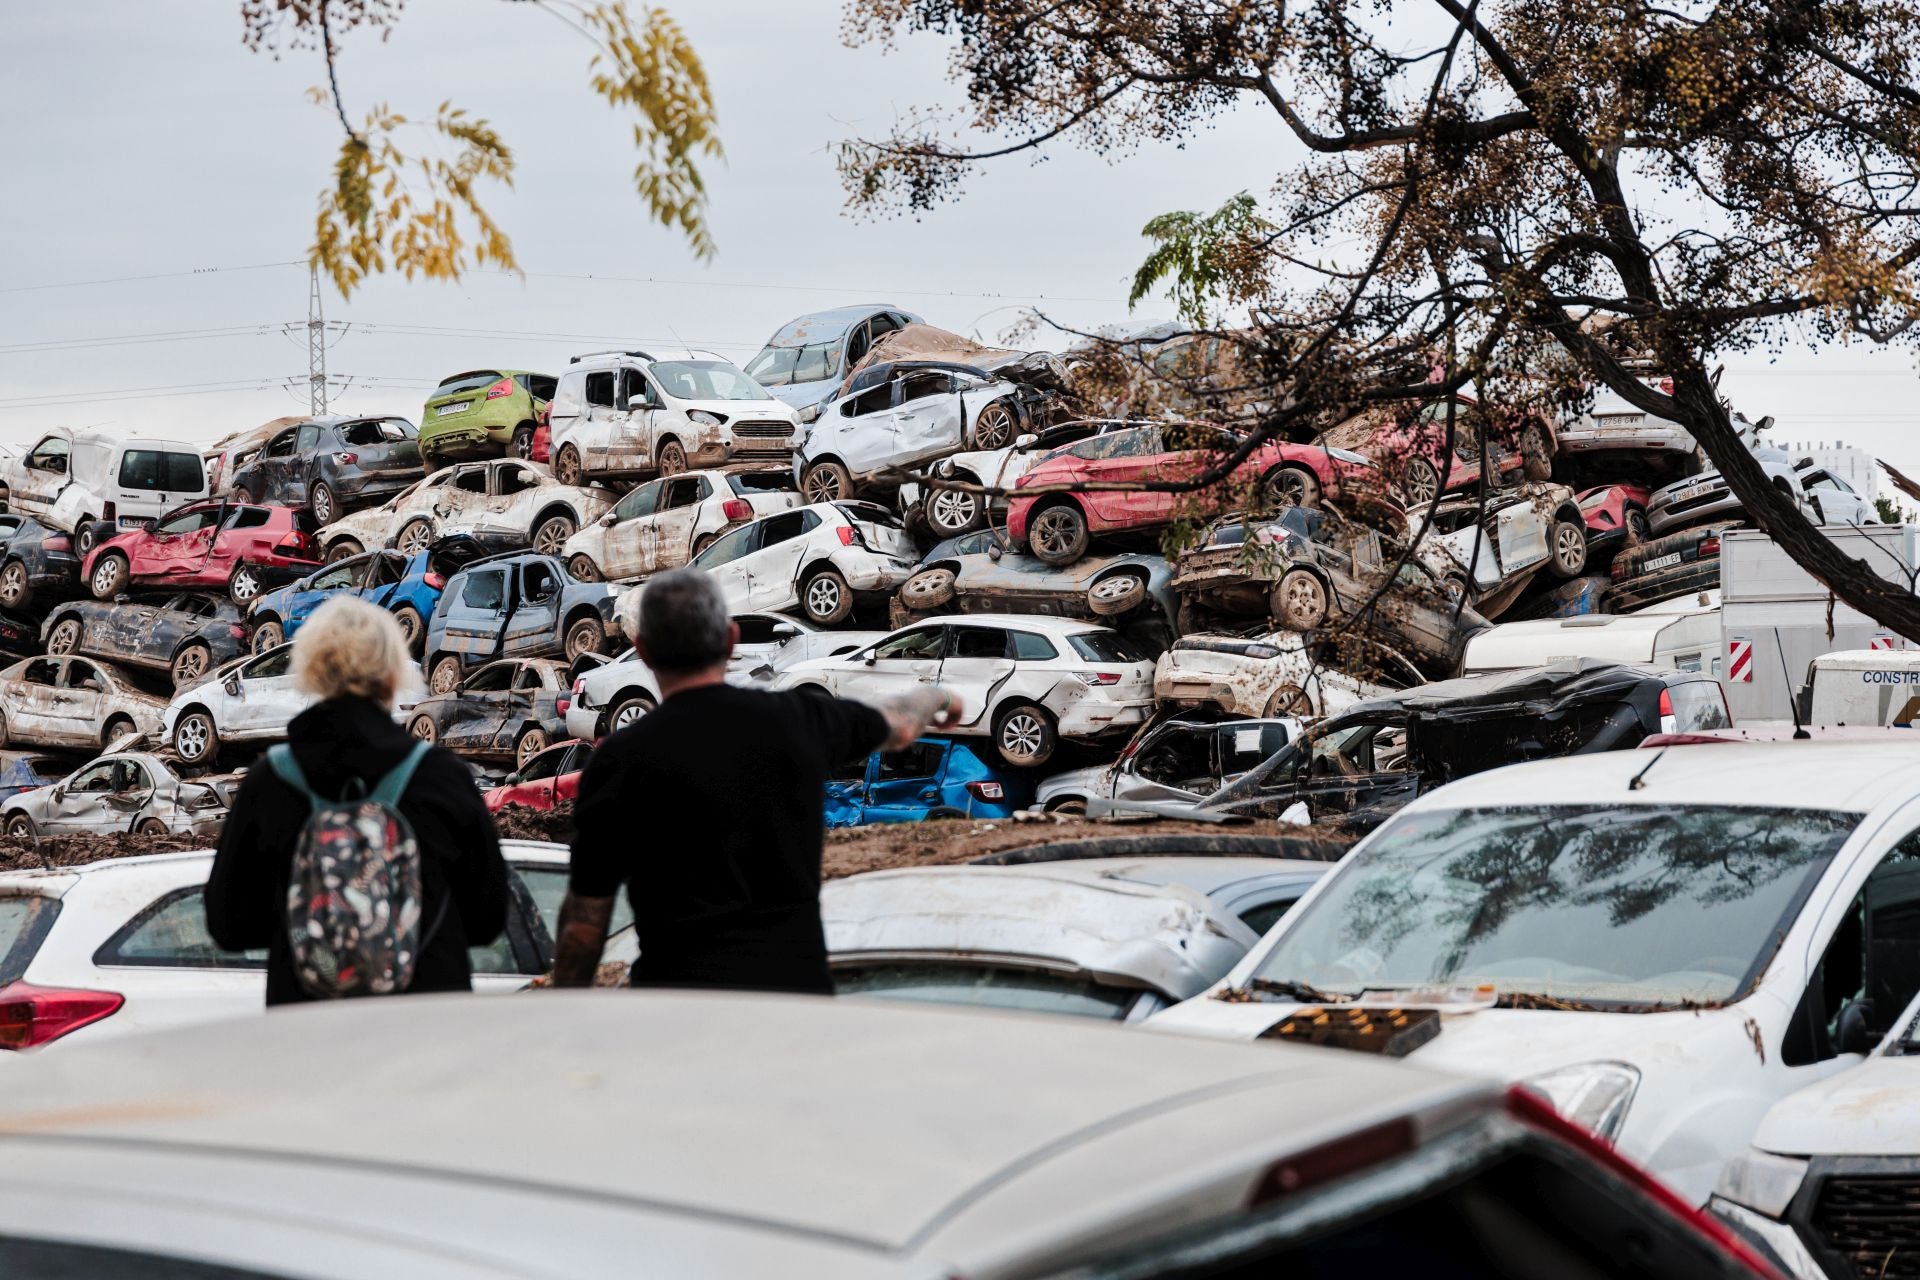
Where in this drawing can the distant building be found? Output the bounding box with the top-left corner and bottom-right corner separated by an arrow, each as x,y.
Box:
1781,440 -> 1878,502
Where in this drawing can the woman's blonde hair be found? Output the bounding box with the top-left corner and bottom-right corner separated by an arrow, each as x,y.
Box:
292,595 -> 412,708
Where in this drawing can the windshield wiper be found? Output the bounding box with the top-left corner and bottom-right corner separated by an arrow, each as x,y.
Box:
1240,978 -> 1356,1004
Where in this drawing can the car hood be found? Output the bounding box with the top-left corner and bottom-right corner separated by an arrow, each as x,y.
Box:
839,324 -> 1069,398
766,380 -> 841,413
1749,1054 -> 1920,1157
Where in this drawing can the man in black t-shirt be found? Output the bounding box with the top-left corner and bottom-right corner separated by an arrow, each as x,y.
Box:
552,567 -> 960,993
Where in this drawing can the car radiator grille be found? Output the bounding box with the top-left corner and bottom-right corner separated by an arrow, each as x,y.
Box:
732,421 -> 795,444
1812,1176 -> 1920,1278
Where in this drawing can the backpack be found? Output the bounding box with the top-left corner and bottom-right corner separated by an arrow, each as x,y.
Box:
268,739 -> 439,999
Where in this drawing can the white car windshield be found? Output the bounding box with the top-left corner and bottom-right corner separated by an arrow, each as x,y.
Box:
1254,805 -> 1857,1009
651,360 -> 775,402
745,343 -> 838,386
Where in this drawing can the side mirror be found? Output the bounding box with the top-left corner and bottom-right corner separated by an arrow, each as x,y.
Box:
50,787 -> 64,804
1013,433 -> 1038,450
864,654 -> 878,666
1836,997 -> 1877,1055
598,512 -> 618,527
504,772 -> 521,786
771,623 -> 800,640
452,681 -> 467,695
223,677 -> 242,698
987,544 -> 1004,562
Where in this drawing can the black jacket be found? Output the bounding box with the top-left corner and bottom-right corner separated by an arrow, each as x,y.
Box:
205,695 -> 509,1006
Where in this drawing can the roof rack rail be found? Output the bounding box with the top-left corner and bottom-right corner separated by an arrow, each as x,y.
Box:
568,349 -> 655,364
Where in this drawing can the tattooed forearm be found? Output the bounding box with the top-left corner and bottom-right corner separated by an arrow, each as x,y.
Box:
551,891 -> 616,988
878,685 -> 963,749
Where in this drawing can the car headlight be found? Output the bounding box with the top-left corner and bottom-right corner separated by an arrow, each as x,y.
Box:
1520,1061 -> 1640,1142
688,410 -> 724,427
185,787 -> 223,811
797,403 -> 822,424
1715,1149 -> 1808,1219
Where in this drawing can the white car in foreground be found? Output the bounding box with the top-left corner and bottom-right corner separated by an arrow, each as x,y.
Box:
163,645 -> 427,767
0,994 -> 1777,1277
694,501 -> 919,626
774,613 -> 1154,767
1149,741 -> 1920,1207
559,467 -> 797,583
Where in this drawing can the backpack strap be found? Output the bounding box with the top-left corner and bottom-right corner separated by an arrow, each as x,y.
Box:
266,744 -> 322,814
369,740 -> 433,809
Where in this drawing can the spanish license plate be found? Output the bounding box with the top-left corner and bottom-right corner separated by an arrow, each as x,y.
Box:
1673,483 -> 1713,503
119,516 -> 154,529
435,401 -> 471,416
1643,552 -> 1682,572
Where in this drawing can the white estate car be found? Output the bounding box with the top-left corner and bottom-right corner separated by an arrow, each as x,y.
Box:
0,841 -> 608,1052
0,995 -> 1773,1278
774,614 -> 1154,767
0,654 -> 167,752
163,644 -> 427,767
1153,629 -> 1406,719
559,467 -> 797,583
1709,988 -> 1920,1279
1148,742 -> 1920,1207
693,501 -> 919,626
314,458 -> 616,561
548,347 -> 803,484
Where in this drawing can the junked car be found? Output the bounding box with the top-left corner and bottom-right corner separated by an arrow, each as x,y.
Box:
773,613 -> 1155,767
163,644 -> 424,768
420,369 -> 556,467
202,416 -> 299,497
1577,482 -> 1652,564
315,458 -> 616,562
246,537 -> 474,656
1555,374 -> 1703,486
0,752 -> 72,805
1154,629 -> 1408,719
0,428 -> 209,555
1795,458 -> 1879,527
1035,712 -> 1297,815
1317,392 -> 1556,506
893,528 -> 1175,637
82,500 -> 321,605
405,656 -> 572,769
483,738 -> 591,814
823,737 -> 1034,827
694,501 -> 920,627
0,655 -> 167,752
548,348 -> 804,484
742,303 -> 919,418
226,415 -> 423,525
724,612 -> 887,686
1149,741 -> 1920,1210
42,593 -> 248,690
1410,480 -> 1589,618
423,551 -> 618,693
562,647 -> 662,740
1,749 -> 231,840
1647,436 -> 1806,535
1608,522 -> 1730,611
561,467 -> 797,583
910,418 -> 1134,537
0,513 -> 81,612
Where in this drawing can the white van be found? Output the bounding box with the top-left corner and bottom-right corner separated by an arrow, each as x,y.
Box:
1462,592 -> 1723,677
1800,649 -> 1920,727
2,428 -> 209,553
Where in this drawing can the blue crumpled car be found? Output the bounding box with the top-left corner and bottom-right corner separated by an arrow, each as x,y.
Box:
824,736 -> 1035,828
0,751 -> 70,806
246,536 -> 484,656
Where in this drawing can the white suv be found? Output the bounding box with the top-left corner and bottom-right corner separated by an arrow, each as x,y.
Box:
692,501 -> 920,626
547,348 -> 803,485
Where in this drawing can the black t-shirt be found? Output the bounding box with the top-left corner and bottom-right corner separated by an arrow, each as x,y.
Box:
570,683 -> 889,994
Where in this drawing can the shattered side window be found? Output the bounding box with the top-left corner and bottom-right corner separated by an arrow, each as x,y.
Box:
1064,428 -> 1154,461
584,372 -> 616,408
843,383 -> 892,418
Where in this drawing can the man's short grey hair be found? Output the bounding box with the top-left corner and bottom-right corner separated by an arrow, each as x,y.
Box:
634,567 -> 732,672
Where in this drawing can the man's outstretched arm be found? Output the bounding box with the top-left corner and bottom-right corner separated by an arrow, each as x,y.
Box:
877,686 -> 964,749
551,890 -> 616,988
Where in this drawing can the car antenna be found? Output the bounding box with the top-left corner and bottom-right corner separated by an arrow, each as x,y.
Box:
1773,625 -> 1809,740
1628,748 -> 1666,791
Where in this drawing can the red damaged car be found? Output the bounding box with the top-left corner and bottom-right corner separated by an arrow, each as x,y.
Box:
1317,392 -> 1557,506
82,501 -> 321,606
483,738 -> 589,813
1006,422 -> 1386,566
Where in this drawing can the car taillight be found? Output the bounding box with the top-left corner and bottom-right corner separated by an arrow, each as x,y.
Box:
0,981 -> 124,1050
1701,536 -> 1719,557
965,780 -> 1004,801
836,526 -> 857,546
41,535 -> 69,552
331,452 -> 357,467
486,377 -> 516,400
556,696 -> 571,715
722,499 -> 753,521
1073,671 -> 1121,686
274,532 -> 314,556
1246,1118 -> 1416,1207
1658,688 -> 1674,718
425,571 -> 447,590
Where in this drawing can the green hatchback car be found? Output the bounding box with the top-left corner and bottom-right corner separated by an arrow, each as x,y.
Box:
420,369 -> 558,467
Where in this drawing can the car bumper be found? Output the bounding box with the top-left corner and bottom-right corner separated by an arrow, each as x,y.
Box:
564,705 -> 601,741
241,555 -> 322,587
334,472 -> 421,503
1558,429 -> 1695,454
1605,557 -> 1720,611
1705,1201 -> 1824,1280
1055,698 -> 1151,738
421,424 -> 509,458
842,560 -> 918,594
1648,489 -> 1738,535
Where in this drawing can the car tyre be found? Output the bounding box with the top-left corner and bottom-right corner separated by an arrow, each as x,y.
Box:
993,702 -> 1057,769
1548,518 -> 1588,578
1626,505 -> 1651,544
1046,797 -> 1089,816
899,568 -> 957,611
1265,684 -> 1316,717
170,643 -> 212,690
514,726 -> 549,770
391,605 -> 425,656
926,486 -> 984,537
252,619 -> 285,654
6,813 -> 35,841
0,560 -> 31,611
532,514 -> 576,556
692,532 -> 718,557
608,692 -> 656,734
801,460 -> 852,504
567,554 -> 601,583
429,655 -> 464,694
75,523 -> 102,558
136,818 -> 170,836
172,710 -> 216,764
1270,569 -> 1329,630
46,618 -> 81,655
1399,457 -> 1441,507
925,806 -> 969,821
409,714 -> 437,745
1086,570 -> 1149,617
970,402 -> 1017,450
325,538 -> 364,563
1519,421 -> 1554,481
802,567 -> 854,625
229,562 -> 265,605
395,519 -> 434,556
89,552 -> 130,600
564,616 -> 607,661
1264,465 -> 1322,509
229,486 -> 253,505
310,480 -> 337,526
512,426 -> 534,461
657,440 -> 689,476
554,444 -> 584,486
1027,502 -> 1090,566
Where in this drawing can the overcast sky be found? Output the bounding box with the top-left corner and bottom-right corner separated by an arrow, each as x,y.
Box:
2,1 -> 1916,485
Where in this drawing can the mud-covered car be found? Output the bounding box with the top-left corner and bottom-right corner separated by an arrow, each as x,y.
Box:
0,514 -> 82,612
908,420 -> 1136,538
1,749 -> 232,840
0,654 -> 168,752
423,551 -> 618,694
420,370 -> 556,467
745,304 -> 921,417
42,593 -> 248,690
82,501 -> 321,606
1607,522 -> 1730,611
1034,711 -> 1299,815
1555,376 -> 1700,488
1153,630 -> 1408,719
405,656 -> 572,769
1410,481 -> 1588,619
696,502 -> 920,627
560,468 -> 797,583
1317,392 -> 1555,507
228,416 -> 423,526
1171,507 -> 1489,678
315,459 -> 616,563
0,751 -> 70,805
1646,436 -> 1803,536
247,537 -> 477,657
892,529 -> 1175,637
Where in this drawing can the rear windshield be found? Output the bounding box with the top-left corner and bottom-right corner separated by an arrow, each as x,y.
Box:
834,962 -> 1140,1020
833,502 -> 901,528
436,371 -> 502,396
1068,632 -> 1146,663
0,896 -> 59,986
341,418 -> 414,445
1668,679 -> 1731,730
118,450 -> 204,494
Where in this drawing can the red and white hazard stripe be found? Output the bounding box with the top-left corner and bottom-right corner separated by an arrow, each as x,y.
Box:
1872,634 -> 1901,651
1728,638 -> 1753,683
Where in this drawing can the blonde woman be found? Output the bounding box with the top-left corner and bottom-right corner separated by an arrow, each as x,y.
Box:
206,596 -> 508,1005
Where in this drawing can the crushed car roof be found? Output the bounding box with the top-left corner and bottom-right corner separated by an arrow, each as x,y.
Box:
1339,659 -> 1677,720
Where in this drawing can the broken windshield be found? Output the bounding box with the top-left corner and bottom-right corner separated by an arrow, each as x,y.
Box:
745,343 -> 838,387
1253,805 -> 1857,1009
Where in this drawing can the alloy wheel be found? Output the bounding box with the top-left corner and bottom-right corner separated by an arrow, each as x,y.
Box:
0,562 -> 26,609
232,566 -> 261,601
1031,509 -> 1080,557
806,577 -> 842,618
1554,523 -> 1585,574
1000,712 -> 1046,761
928,489 -> 979,534
176,716 -> 211,762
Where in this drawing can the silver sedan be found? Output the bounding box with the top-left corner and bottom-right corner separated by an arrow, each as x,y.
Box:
2,750 -> 230,839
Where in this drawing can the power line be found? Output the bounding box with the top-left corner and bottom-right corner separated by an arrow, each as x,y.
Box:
0,260 -> 306,296
334,321 -> 759,350
0,324 -> 282,355
496,267 -> 1128,305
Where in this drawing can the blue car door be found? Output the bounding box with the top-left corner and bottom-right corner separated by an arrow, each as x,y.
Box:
822,752 -> 872,828
861,741 -> 949,822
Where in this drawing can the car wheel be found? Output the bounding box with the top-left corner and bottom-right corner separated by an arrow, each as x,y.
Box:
0,709 -> 10,748
46,618 -> 81,655
89,552 -> 130,600
567,554 -> 601,583
515,726 -> 549,770
0,560 -> 30,611
926,486 -> 984,537
6,813 -> 35,841
657,440 -> 688,476
1626,505 -> 1651,543
396,519 -> 434,556
408,714 -> 437,745
609,692 -> 656,733
993,702 -> 1057,768
512,427 -> 534,461
1087,570 -> 1149,617
899,568 -> 957,611
802,567 -> 854,625
532,514 -> 575,556
1549,518 -> 1588,578
971,401 -> 1017,450
925,806 -> 969,821
229,562 -> 265,605
136,817 -> 170,836
251,619 -> 285,654
430,656 -> 465,695
692,533 -> 718,557
1264,465 -> 1321,509
172,711 -> 215,763
74,523 -> 101,558
325,538 -> 364,563
1519,421 -> 1554,481
391,606 -> 425,656
1046,798 -> 1089,816
1270,569 -> 1329,630
310,481 -> 337,526
229,486 -> 253,505
801,460 -> 852,504
1027,503 -> 1090,566
1399,457 -> 1441,507
1265,684 -> 1316,717
170,643 -> 212,690
565,616 -> 608,661
554,444 -> 584,486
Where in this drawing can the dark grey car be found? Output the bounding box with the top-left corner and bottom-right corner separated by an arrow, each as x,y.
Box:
403,657 -> 571,769
229,416 -> 423,526
42,593 -> 248,689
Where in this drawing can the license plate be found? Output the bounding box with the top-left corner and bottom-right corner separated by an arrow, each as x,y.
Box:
119,516 -> 153,529
435,402 -> 471,416
1673,484 -> 1713,503
1643,552 -> 1682,572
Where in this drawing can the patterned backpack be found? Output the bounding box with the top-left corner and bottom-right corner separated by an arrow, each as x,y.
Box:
268,739 -> 438,998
